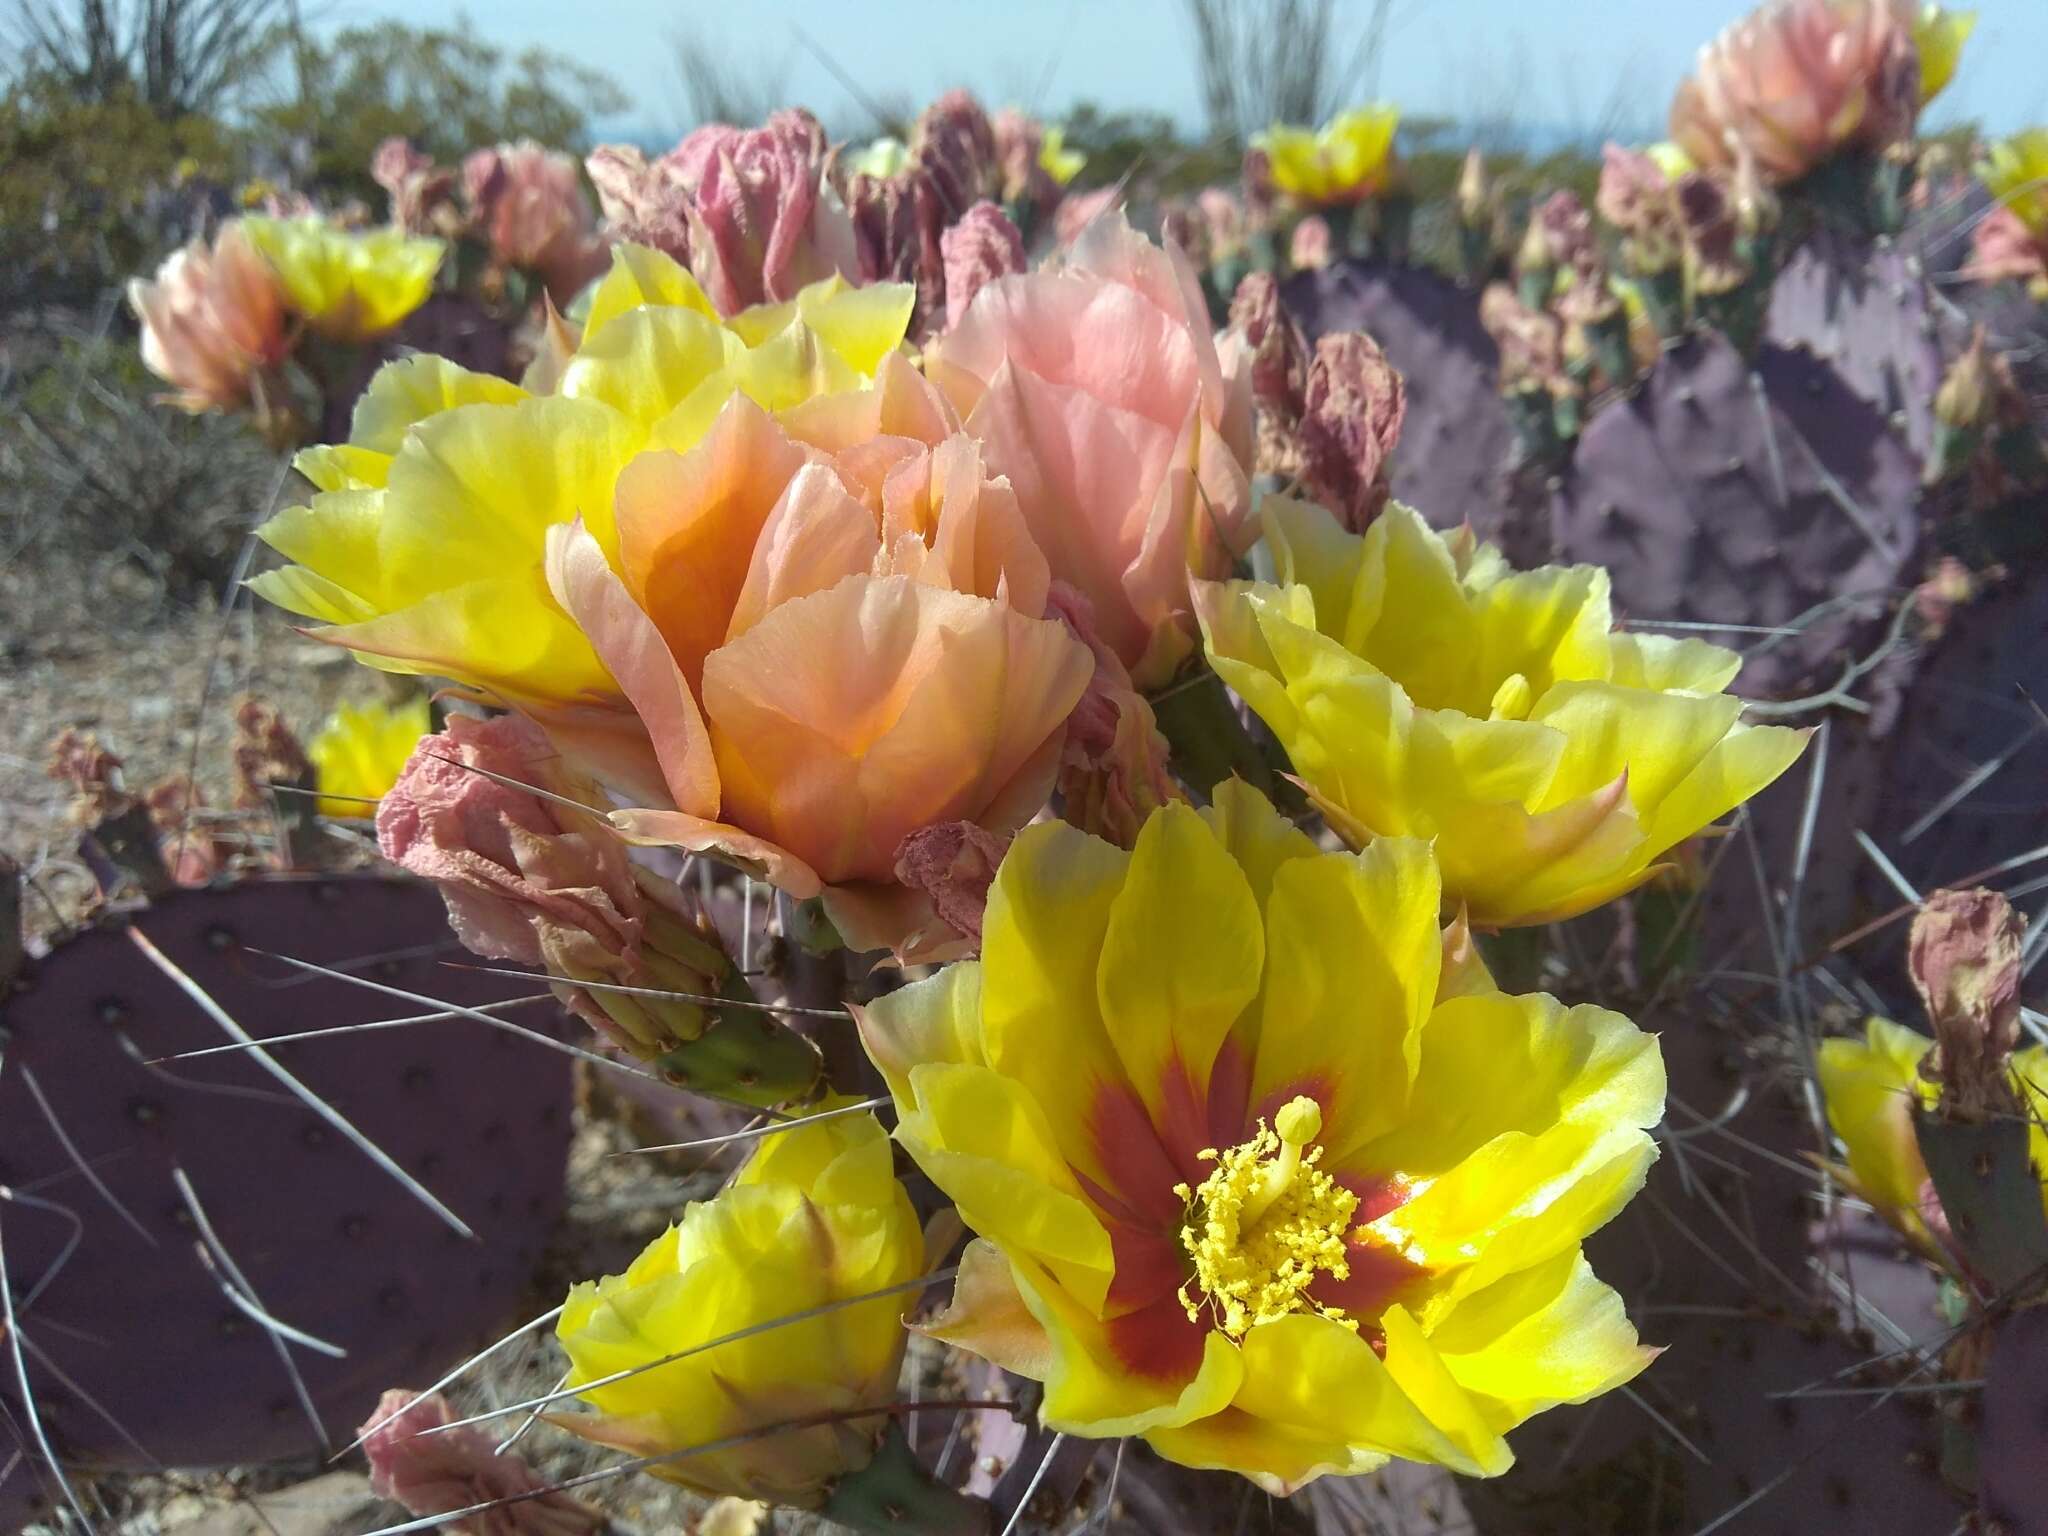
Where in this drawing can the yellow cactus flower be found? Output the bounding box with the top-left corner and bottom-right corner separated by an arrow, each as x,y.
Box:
1254,106 -> 1400,207
248,244 -> 917,710
1194,498 -> 1808,928
1039,125 -> 1087,186
1914,5 -> 1975,105
856,786 -> 1665,1494
551,1106 -> 923,1506
1982,128 -> 2048,238
1817,1017 -> 2048,1252
241,216 -> 444,342
305,695 -> 431,817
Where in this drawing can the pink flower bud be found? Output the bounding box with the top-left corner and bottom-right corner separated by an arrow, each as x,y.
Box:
361,1390 -> 602,1536
941,201 -> 1026,330
1298,331 -> 1407,531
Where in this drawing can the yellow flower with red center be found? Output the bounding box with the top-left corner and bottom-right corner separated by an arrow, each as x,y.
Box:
1195,497 -> 1808,928
855,784 -> 1665,1492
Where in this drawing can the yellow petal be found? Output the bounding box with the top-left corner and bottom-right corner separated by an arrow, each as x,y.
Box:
347,354 -> 527,455
583,243 -> 719,341
1254,837 -> 1439,1156
1817,1016 -> 1935,1219
1426,1246 -> 1656,1431
898,1061 -> 1115,1312
1096,803 -> 1264,1121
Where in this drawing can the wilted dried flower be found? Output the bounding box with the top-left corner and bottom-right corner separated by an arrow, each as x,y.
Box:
231,697 -> 312,809
1535,190 -> 1596,269
361,1390 -> 602,1536
1675,171 -> 1748,293
1298,331 -> 1407,530
1044,582 -> 1181,849
1227,271 -> 1309,482
462,141 -> 608,300
1964,206 -> 2048,297
893,820 -> 1010,943
940,201 -> 1026,330
1912,887 -> 2025,1119
377,714 -> 761,1063
1911,556 -> 1978,634
584,144 -> 694,265
1197,188 -> 1248,262
1480,283 -> 1565,390
678,110 -> 860,314
373,137 -> 462,239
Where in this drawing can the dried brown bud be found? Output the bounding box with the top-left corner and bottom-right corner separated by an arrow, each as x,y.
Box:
1299,331 -> 1407,531
1912,887 -> 2025,1120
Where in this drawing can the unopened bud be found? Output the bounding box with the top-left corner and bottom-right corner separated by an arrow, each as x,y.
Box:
1458,147 -> 1490,228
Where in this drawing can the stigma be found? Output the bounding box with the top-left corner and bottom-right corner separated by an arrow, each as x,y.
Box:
1174,1095 -> 1360,1340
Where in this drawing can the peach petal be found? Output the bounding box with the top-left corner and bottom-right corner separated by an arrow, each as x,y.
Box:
614,395 -> 809,689
544,522 -> 720,819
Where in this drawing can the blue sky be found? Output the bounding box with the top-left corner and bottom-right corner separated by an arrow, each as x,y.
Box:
341,0 -> 2048,145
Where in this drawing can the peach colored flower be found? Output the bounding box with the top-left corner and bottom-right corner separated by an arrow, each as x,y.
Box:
543,366 -> 1094,958
1668,0 -> 1920,185
929,211 -> 1256,686
128,220 -> 290,412
463,141 -> 608,301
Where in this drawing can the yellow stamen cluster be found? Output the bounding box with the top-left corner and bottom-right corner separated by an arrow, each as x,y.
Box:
1174,1096 -> 1359,1339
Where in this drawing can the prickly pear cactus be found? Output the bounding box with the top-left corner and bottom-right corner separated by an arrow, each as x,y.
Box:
1550,334 -> 1922,701
1692,717 -> 1885,983
1766,232 -> 1945,459
1280,260 -> 1528,551
1852,572 -> 2048,1007
0,874 -> 573,1471
1980,1306 -> 2048,1536
1463,1012 -> 1962,1534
